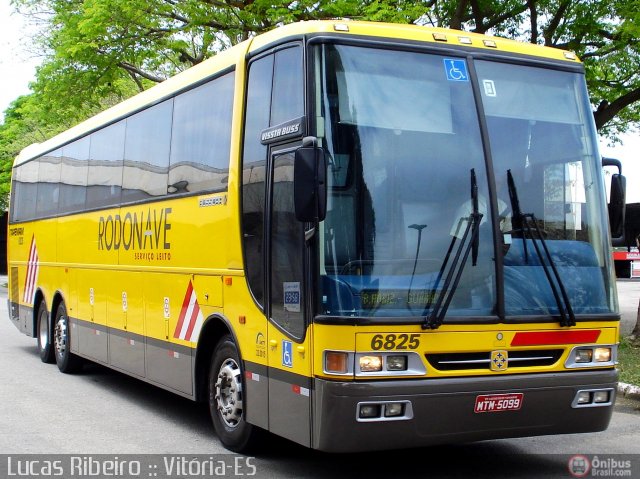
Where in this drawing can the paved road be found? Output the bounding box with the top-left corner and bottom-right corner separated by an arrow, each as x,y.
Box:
1,284 -> 639,479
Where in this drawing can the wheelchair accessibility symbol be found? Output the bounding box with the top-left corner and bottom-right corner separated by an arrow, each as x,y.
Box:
282,340 -> 293,368
444,58 -> 469,82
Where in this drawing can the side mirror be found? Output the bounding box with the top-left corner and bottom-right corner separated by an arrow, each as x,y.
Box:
602,158 -> 626,246
294,145 -> 327,222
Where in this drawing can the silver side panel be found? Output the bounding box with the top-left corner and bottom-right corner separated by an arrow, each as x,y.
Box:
243,363 -> 269,430
71,318 -> 195,399
110,330 -> 146,378
8,301 -> 31,336
76,321 -> 109,364
145,338 -> 193,396
268,374 -> 311,448
70,317 -> 80,353
17,304 -> 33,336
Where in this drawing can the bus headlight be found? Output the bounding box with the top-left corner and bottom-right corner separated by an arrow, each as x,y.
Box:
576,391 -> 591,404
594,347 -> 611,362
359,404 -> 381,419
386,355 -> 408,371
572,388 -> 614,407
359,355 -> 383,372
593,390 -> 610,403
384,403 -> 405,417
565,344 -> 617,368
575,349 -> 593,363
355,351 -> 426,376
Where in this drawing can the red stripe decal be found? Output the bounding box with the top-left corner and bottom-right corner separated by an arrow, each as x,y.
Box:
29,250 -> 38,297
511,330 -> 601,346
24,236 -> 40,302
184,301 -> 200,341
23,237 -> 33,294
173,281 -> 194,338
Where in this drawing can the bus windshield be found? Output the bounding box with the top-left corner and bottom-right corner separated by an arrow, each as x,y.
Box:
315,43 -> 616,320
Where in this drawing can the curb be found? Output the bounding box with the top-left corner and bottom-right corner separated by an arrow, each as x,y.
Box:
617,382 -> 640,401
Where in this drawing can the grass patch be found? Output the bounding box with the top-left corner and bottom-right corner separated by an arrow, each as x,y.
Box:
618,337 -> 640,385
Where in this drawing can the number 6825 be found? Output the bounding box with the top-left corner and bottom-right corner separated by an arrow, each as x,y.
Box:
370,334 -> 420,350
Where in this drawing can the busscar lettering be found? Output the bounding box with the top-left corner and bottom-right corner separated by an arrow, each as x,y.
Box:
98,207 -> 172,252
261,122 -> 300,141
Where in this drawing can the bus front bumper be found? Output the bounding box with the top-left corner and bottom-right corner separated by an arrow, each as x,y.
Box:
312,369 -> 617,452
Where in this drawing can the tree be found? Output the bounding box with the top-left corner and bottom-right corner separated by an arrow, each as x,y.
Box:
3,0 -> 640,203
0,95 -> 59,211
633,301 -> 640,343
12,0 -> 640,137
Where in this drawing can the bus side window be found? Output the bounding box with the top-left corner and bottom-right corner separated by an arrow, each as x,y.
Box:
35,149 -> 62,218
270,45 -> 304,125
60,137 -> 90,215
169,72 -> 235,195
122,99 -> 173,202
11,159 -> 39,222
241,44 -> 304,313
270,151 -> 305,337
86,121 -> 125,210
242,55 -> 274,307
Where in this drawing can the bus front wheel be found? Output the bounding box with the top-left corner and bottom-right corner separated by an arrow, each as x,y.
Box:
208,335 -> 261,452
53,303 -> 82,374
36,300 -> 55,364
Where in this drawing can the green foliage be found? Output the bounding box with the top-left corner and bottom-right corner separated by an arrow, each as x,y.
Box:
0,95 -> 56,211
618,336 -> 640,386
2,0 -> 640,209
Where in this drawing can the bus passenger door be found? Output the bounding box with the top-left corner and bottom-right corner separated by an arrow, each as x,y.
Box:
267,147 -> 313,447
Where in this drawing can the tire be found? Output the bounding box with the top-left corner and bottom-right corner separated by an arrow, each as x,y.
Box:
53,303 -> 82,374
208,335 -> 261,452
36,300 -> 55,364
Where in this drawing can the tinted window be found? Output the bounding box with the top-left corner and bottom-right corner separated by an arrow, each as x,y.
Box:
242,55 -> 274,307
318,45 -> 492,318
270,151 -> 305,338
476,60 -> 614,316
271,46 -> 304,126
11,159 -> 39,222
87,121 -> 125,209
36,149 -> 62,217
169,72 -> 234,194
60,137 -> 90,214
123,99 -> 173,202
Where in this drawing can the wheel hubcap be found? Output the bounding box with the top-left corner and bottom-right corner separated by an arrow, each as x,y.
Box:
54,315 -> 68,358
215,358 -> 243,427
38,311 -> 48,350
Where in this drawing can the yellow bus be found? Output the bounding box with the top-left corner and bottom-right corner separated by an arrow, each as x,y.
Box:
7,20 -> 624,453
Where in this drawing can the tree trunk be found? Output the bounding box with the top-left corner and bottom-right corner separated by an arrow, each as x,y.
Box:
631,298 -> 640,343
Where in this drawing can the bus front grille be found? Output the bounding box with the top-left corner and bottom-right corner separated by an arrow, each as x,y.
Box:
426,349 -> 564,371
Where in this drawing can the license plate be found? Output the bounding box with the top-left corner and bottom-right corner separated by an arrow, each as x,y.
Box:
474,393 -> 523,413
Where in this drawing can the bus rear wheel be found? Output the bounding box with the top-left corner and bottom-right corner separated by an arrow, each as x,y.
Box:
208,335 -> 261,452
36,300 -> 55,364
53,303 -> 82,374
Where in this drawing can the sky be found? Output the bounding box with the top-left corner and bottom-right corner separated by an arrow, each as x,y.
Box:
0,0 -> 638,202
0,0 -> 41,122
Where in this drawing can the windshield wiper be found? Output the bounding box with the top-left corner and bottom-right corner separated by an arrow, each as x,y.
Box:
407,223 -> 427,305
506,170 -> 576,327
423,169 -> 482,330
